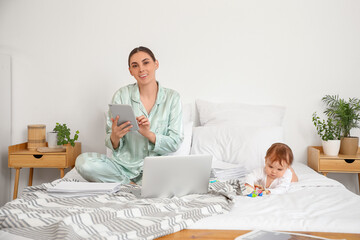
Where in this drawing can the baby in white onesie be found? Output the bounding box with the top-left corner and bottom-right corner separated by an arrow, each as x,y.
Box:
245,143 -> 298,195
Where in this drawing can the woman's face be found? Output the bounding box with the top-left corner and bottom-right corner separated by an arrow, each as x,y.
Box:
129,51 -> 159,86
264,158 -> 288,180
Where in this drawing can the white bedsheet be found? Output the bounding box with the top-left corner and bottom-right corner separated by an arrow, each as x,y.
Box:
59,162 -> 360,234
1,162 -> 359,240
189,162 -> 360,233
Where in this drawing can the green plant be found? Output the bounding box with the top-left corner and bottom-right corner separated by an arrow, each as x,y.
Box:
53,123 -> 79,147
312,112 -> 341,141
322,95 -> 360,137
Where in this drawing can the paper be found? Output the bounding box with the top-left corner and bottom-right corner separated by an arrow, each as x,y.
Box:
211,166 -> 247,181
47,182 -> 122,197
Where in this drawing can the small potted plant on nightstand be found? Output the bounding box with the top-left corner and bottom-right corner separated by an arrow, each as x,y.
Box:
48,123 -> 79,148
312,113 -> 341,156
322,95 -> 360,155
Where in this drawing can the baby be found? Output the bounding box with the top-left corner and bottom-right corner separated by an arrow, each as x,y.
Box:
245,143 -> 298,195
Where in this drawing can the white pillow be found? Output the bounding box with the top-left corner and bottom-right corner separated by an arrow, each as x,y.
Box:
196,99 -> 285,127
167,121 -> 193,156
190,125 -> 284,171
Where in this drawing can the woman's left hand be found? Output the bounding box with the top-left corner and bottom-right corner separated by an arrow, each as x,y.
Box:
136,115 -> 156,143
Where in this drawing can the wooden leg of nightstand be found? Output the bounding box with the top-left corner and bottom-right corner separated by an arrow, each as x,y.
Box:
28,168 -> 33,186
60,168 -> 64,178
322,172 -> 328,177
13,168 -> 21,200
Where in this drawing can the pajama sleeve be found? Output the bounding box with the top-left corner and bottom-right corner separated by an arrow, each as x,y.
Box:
149,92 -> 183,155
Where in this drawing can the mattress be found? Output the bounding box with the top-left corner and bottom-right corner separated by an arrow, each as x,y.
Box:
1,162 -> 359,240
55,161 -> 360,234
189,162 -> 360,233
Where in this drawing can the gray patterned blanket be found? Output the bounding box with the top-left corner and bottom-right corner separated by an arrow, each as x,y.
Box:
0,179 -> 245,240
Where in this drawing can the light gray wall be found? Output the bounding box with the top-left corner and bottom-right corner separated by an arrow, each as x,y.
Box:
0,0 -> 359,201
0,55 -> 11,206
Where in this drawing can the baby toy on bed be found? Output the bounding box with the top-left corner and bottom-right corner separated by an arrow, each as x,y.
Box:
244,183 -> 270,197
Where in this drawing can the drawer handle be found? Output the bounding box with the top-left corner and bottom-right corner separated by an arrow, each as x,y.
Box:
33,155 -> 43,159
345,159 -> 355,163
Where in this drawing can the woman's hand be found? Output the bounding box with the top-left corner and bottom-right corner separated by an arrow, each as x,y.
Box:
136,115 -> 156,143
110,116 -> 133,149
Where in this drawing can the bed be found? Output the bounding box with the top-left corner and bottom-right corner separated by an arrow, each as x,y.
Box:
189,162 -> 360,233
1,99 -> 360,239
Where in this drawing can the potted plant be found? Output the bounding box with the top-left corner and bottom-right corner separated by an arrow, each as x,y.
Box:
48,123 -> 79,148
322,95 -> 360,155
312,112 -> 341,156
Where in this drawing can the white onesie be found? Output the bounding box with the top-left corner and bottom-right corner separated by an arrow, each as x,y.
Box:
245,167 -> 292,194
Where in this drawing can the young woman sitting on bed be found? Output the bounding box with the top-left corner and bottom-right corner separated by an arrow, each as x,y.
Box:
75,46 -> 184,184
245,143 -> 298,194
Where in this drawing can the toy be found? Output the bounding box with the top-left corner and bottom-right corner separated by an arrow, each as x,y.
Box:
244,183 -> 269,197
247,189 -> 264,198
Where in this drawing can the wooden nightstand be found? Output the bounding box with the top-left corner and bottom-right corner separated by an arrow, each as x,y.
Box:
8,142 -> 81,199
308,146 -> 360,192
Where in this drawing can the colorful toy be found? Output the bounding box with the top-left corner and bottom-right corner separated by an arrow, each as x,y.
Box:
247,189 -> 264,197
244,183 -> 268,197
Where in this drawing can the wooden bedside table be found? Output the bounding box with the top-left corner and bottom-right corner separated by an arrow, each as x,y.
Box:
308,146 -> 360,192
8,142 -> 81,199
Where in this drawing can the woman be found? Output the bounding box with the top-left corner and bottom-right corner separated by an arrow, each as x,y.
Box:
75,46 -> 184,184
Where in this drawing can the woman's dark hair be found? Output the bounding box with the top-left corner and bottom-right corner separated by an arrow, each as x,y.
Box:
128,46 -> 156,67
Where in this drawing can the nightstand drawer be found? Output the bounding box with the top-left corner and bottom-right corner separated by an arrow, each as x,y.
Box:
9,154 -> 67,168
320,159 -> 360,172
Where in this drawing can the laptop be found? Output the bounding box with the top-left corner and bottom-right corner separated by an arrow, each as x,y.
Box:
134,155 -> 212,198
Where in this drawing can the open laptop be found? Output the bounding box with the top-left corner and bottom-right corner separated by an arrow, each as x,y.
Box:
133,155 -> 212,198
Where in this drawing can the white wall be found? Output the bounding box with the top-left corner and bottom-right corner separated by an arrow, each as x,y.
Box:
0,55 -> 11,206
0,0 -> 359,200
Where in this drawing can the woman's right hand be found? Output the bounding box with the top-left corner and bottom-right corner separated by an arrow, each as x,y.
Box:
110,116 -> 133,149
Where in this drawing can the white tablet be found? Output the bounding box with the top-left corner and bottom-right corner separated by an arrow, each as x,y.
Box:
109,104 -> 139,131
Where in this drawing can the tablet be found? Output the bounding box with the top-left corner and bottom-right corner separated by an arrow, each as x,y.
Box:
108,104 -> 139,131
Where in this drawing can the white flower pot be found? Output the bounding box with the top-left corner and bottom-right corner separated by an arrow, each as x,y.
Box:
322,140 -> 341,156
47,131 -> 61,148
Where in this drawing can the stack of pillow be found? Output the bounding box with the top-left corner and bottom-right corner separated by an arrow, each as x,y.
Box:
190,99 -> 286,174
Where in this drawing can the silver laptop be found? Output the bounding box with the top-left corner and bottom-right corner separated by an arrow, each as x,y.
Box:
138,155 -> 212,198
